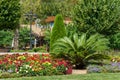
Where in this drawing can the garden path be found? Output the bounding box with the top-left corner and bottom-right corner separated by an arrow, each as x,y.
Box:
72,69 -> 87,74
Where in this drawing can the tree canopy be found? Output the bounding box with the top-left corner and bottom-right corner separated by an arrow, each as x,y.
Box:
0,0 -> 21,30
72,0 -> 120,35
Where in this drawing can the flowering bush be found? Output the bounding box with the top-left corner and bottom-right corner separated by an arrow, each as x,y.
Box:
87,62 -> 120,73
111,56 -> 120,62
0,53 -> 72,77
87,65 -> 102,73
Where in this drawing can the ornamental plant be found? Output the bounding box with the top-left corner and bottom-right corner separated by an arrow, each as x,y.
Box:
0,53 -> 72,77
87,62 -> 120,73
52,33 -> 109,69
50,14 -> 66,52
109,32 -> 120,50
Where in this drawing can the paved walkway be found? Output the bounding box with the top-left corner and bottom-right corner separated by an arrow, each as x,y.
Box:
72,69 -> 87,74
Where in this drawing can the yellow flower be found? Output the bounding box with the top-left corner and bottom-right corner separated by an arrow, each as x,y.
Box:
42,61 -> 51,65
17,56 -> 26,60
13,60 -> 16,63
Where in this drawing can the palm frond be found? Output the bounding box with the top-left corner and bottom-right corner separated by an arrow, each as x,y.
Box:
79,33 -> 87,47
83,52 -> 110,62
51,33 -> 109,68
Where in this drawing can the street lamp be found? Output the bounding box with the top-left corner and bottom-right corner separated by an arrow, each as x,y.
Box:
24,11 -> 37,49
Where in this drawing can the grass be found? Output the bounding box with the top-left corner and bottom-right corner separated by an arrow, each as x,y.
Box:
2,73 -> 120,80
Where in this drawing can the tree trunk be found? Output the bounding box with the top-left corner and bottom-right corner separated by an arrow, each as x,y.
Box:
13,28 -> 19,50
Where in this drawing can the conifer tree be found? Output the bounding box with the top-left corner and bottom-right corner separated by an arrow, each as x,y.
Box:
50,14 -> 66,51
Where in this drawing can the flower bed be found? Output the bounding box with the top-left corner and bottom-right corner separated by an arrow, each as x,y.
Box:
87,62 -> 120,73
0,53 -> 72,77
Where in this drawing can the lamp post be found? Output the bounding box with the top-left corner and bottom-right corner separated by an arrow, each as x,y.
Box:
24,11 -> 37,49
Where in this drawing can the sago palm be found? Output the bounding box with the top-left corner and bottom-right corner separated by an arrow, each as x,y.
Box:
52,33 -> 109,69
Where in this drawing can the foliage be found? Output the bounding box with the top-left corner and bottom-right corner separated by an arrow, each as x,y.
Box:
39,1 -> 60,18
0,30 -> 13,47
0,0 -> 21,50
44,29 -> 51,52
44,29 -> 51,45
110,54 -> 120,63
20,0 -> 41,23
66,23 -> 78,38
52,33 -> 109,69
40,0 -> 75,19
72,0 -> 120,35
0,53 -> 72,77
109,32 -> 120,50
0,0 -> 21,30
87,65 -> 102,73
87,62 -> 120,73
30,46 -> 47,52
0,72 -> 21,79
19,27 -> 35,49
20,0 -> 41,14
50,14 -> 66,51
10,46 -> 47,52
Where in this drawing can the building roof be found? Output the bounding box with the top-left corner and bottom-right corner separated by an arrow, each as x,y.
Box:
45,16 -> 55,23
45,16 -> 71,23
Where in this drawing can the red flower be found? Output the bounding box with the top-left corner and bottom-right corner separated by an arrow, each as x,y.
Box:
8,60 -> 13,65
42,53 -> 50,57
0,60 -> 3,64
66,66 -> 72,74
3,58 -> 8,63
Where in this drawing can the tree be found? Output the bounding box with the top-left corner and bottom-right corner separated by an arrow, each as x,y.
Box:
20,0 -> 41,23
0,0 -> 21,30
72,0 -> 120,35
39,1 -> 60,18
52,33 -> 109,69
50,14 -> 66,52
0,0 -> 21,50
20,0 -> 41,13
39,0 -> 76,19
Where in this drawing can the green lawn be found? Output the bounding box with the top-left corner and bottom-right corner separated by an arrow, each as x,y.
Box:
2,73 -> 120,80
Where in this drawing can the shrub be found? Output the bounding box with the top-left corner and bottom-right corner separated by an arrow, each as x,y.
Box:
10,46 -> 47,52
72,0 -> 120,36
109,32 -> 120,50
52,33 -> 109,69
111,56 -> 120,63
87,62 -> 120,73
50,14 -> 66,52
0,30 -> 13,47
19,27 -> 35,49
0,72 -> 21,78
87,65 -> 102,73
